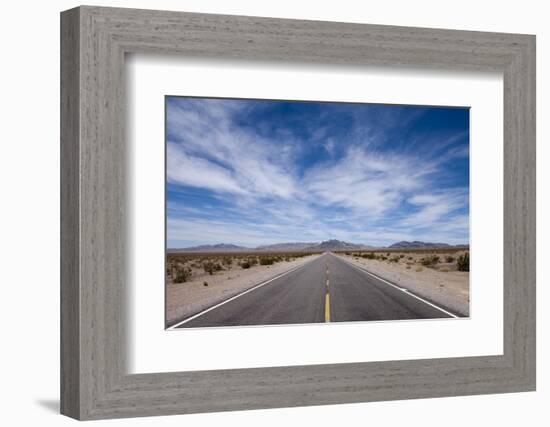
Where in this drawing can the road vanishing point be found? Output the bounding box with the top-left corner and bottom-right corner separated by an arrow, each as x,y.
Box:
171,252 -> 460,329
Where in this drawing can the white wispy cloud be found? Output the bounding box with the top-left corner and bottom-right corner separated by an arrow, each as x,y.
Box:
166,143 -> 247,194
302,145 -> 434,218
167,99 -> 298,199
402,190 -> 468,228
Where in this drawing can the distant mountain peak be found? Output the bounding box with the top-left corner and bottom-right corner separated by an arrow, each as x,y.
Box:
321,239 -> 343,244
170,243 -> 250,252
255,242 -> 316,252
307,239 -> 373,251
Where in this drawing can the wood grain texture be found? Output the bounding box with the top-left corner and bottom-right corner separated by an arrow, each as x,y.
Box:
60,6 -> 536,420
60,7 -> 80,419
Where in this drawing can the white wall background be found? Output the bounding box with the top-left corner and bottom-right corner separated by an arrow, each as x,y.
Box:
0,0 -> 546,425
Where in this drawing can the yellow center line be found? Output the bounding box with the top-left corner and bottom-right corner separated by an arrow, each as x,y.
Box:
325,263 -> 330,323
325,265 -> 331,322
325,292 -> 331,323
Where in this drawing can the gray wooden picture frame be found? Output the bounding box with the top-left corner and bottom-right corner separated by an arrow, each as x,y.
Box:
60,5 -> 536,420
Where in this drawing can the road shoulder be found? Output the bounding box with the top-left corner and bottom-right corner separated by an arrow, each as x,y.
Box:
336,254 -> 469,317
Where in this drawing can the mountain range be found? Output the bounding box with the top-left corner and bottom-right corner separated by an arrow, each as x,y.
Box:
171,243 -> 250,252
389,241 -> 449,249
388,241 -> 469,249
168,239 -> 464,253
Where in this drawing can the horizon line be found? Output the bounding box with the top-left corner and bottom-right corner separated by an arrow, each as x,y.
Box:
167,240 -> 471,250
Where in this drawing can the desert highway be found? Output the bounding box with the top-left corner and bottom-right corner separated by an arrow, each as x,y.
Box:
173,252 -> 458,329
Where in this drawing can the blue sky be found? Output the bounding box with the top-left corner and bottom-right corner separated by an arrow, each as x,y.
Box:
166,96 -> 469,248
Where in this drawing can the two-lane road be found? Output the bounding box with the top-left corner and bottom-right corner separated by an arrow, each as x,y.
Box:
174,252 -> 458,329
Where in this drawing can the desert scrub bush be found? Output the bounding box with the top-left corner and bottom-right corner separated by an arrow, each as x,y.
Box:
239,261 -> 251,269
415,266 -> 424,272
399,254 -> 405,259
173,266 -> 192,283
456,252 -> 470,271
222,257 -> 233,268
166,262 -> 175,275
247,257 -> 258,267
420,255 -> 440,267
445,255 -> 455,263
362,252 -> 376,259
389,256 -> 400,263
259,257 -> 275,266
202,261 -> 214,275
203,261 -> 221,275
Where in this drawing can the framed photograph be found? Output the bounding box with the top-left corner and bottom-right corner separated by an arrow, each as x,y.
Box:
61,6 -> 536,420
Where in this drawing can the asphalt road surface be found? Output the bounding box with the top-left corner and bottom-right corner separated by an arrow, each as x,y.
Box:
175,252 -> 458,329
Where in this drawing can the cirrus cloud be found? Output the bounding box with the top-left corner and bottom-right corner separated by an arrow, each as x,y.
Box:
166,96 -> 469,248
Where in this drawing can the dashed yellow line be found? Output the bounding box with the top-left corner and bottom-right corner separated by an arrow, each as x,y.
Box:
325,292 -> 331,323
325,266 -> 331,322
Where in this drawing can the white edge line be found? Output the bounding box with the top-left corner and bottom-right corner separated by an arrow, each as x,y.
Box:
335,254 -> 459,318
167,255 -> 324,329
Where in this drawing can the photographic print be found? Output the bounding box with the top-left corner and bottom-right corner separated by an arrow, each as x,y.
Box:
165,96 -> 470,329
